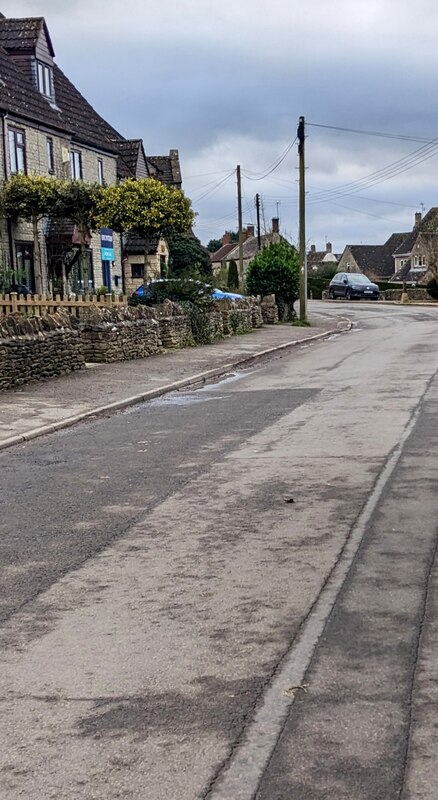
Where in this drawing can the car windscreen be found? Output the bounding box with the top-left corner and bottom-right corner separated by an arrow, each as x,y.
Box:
349,275 -> 372,284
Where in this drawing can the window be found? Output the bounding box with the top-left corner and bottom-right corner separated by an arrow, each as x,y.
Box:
131,263 -> 144,279
412,255 -> 427,271
37,61 -> 53,98
8,128 -> 26,174
70,150 -> 82,180
97,158 -> 104,185
47,138 -> 55,173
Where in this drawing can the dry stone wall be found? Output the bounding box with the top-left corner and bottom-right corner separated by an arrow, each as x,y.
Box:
0,297 -> 268,390
0,312 -> 84,391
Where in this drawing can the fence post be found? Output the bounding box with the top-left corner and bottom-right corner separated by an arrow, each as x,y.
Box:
10,292 -> 18,314
105,293 -> 113,308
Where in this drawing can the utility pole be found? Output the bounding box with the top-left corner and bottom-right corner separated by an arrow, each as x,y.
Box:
298,116 -> 307,321
237,165 -> 244,288
255,193 -> 261,249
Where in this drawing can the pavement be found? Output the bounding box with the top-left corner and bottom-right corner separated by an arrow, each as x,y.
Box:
0,305 -> 350,449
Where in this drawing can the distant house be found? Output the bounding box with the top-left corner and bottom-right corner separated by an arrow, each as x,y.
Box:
336,232 -> 408,281
307,242 -> 339,272
210,233 -> 238,277
393,209 -> 438,283
215,218 -> 285,285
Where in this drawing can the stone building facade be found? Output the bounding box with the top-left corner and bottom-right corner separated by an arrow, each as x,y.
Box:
0,14 -> 182,297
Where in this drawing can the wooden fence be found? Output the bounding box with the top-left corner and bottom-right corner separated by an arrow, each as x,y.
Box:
0,292 -> 129,319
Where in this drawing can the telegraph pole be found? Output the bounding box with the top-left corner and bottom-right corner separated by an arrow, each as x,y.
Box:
237,165 -> 244,288
298,116 -> 307,321
255,193 -> 261,249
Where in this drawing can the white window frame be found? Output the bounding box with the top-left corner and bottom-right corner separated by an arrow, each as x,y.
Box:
97,158 -> 104,186
70,150 -> 83,180
37,61 -> 53,98
8,128 -> 26,174
47,137 -> 55,174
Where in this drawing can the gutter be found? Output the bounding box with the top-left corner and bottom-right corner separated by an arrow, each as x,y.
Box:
1,112 -> 15,275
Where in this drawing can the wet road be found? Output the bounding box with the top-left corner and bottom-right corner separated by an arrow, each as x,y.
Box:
0,302 -> 437,799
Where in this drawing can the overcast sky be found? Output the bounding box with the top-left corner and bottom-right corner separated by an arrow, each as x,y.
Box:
3,0 -> 438,250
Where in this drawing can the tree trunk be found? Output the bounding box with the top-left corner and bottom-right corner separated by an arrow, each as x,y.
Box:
144,236 -> 150,282
80,243 -> 88,296
32,215 -> 43,295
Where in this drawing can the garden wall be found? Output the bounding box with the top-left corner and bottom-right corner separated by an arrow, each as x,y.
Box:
0,297 -> 266,389
0,312 -> 84,391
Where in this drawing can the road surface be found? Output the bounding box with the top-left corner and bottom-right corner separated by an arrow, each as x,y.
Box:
0,301 -> 437,799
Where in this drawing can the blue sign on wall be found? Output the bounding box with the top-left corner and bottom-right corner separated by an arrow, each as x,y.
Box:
100,228 -> 114,262
101,247 -> 115,261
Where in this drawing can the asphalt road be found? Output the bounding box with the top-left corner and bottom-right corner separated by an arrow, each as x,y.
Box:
0,302 -> 437,799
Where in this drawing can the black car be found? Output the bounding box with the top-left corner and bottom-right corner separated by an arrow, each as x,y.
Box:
328,273 -> 379,300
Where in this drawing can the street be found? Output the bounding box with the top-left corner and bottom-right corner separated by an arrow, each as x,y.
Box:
0,301 -> 437,799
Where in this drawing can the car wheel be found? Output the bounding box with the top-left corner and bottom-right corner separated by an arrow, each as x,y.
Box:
329,288 -> 334,299
345,289 -> 352,300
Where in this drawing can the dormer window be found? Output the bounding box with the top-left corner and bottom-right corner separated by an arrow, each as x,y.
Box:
37,61 -> 53,98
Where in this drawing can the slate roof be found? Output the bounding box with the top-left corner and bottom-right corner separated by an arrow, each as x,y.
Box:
225,232 -> 283,262
0,16 -> 54,56
393,208 -> 438,256
117,139 -> 142,177
210,242 -> 236,262
147,151 -> 182,187
0,44 -> 66,132
52,65 -> 123,153
124,233 -> 160,255
345,232 -> 409,277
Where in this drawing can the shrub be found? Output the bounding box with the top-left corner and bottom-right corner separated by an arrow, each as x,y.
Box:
427,278 -> 438,300
227,260 -> 239,290
246,241 -> 299,320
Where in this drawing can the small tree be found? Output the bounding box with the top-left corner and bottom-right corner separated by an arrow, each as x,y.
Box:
1,174 -> 60,293
246,241 -> 300,320
96,178 -> 194,281
227,259 -> 239,290
166,230 -> 212,278
53,181 -> 102,294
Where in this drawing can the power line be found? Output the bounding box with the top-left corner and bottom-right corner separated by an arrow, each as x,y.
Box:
242,138 -> 297,181
192,170 -> 235,204
307,122 -> 432,144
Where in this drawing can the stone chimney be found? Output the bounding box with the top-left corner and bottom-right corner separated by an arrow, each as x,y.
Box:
222,232 -> 231,245
326,242 -> 332,253
310,244 -> 316,253
415,212 -> 422,228
246,225 -> 255,238
272,218 -> 279,234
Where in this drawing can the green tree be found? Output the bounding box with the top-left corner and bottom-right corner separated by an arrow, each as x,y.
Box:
96,178 -> 194,281
206,238 -> 222,253
246,241 -> 299,320
167,231 -> 212,278
206,231 -> 238,252
52,180 -> 103,294
227,259 -> 239,290
1,174 -> 60,293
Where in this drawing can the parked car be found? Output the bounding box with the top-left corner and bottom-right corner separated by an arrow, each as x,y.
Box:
131,279 -> 245,304
328,273 -> 379,300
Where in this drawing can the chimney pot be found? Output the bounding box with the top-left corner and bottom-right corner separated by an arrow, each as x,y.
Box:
222,232 -> 231,245
246,225 -> 255,238
310,244 -> 316,253
415,212 -> 422,227
272,217 -> 279,234
326,242 -> 332,253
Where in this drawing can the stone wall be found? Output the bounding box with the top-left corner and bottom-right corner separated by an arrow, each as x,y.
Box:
0,297 -> 266,389
0,311 -> 84,391
384,287 -> 436,302
80,301 -> 193,363
260,295 -> 279,324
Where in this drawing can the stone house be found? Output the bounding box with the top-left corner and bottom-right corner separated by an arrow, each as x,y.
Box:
212,219 -> 285,286
307,242 -> 339,273
336,232 -> 408,281
0,13 -> 182,296
392,209 -> 438,283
